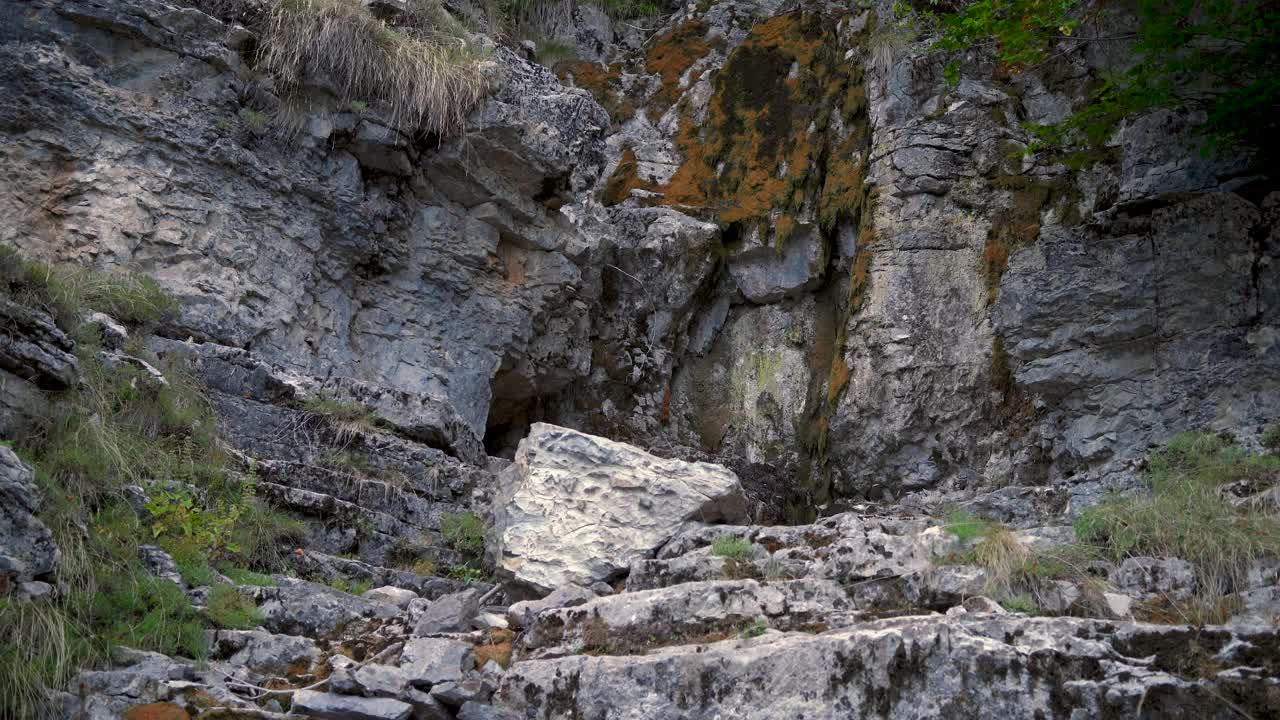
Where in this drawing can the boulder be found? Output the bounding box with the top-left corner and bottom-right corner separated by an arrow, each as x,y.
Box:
329,663 -> 409,698
290,690 -> 412,720
0,447 -> 59,590
400,637 -> 473,688
506,584 -> 596,629
413,588 -> 481,636
1112,557 -> 1197,601
488,423 -> 748,593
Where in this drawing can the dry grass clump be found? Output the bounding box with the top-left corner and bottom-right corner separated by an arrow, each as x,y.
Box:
258,0 -> 490,136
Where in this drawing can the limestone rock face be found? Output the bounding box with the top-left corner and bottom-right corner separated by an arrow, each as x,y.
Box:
488,423 -> 748,593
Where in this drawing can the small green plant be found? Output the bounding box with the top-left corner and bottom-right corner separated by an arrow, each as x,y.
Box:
349,99 -> 369,113
227,500 -> 308,573
441,512 -> 485,554
237,107 -> 271,130
740,617 -> 768,639
213,117 -> 233,132
711,535 -> 752,560
1261,423 -> 1280,453
206,585 -> 263,630
302,396 -> 380,441
327,577 -> 373,595
409,558 -> 437,576
445,565 -> 487,583
0,599 -> 93,720
1001,594 -> 1039,614
939,510 -> 993,543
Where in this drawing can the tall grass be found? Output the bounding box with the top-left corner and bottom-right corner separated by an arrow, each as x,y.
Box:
1075,432 -> 1280,617
258,0 -> 490,136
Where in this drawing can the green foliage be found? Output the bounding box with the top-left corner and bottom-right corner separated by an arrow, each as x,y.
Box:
237,107 -> 271,130
227,500 -> 309,573
75,568 -> 208,661
914,0 -> 1280,156
206,585 -> 263,630
0,600 -> 93,720
1001,593 -> 1039,614
445,565 -> 487,583
1074,432 -> 1280,612
939,509 -> 993,543
327,577 -> 373,595
219,566 -> 277,587
1262,423 -> 1280,453
441,512 -> 485,554
739,617 -> 768,638
711,535 -> 753,560
0,245 -> 176,332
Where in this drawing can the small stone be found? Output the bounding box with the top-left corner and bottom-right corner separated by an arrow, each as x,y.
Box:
945,605 -> 968,617
1101,592 -> 1134,619
507,584 -> 596,629
17,580 -> 54,601
590,581 -> 614,596
472,611 -> 509,631
402,687 -> 453,720
365,585 -> 419,608
85,311 -> 129,350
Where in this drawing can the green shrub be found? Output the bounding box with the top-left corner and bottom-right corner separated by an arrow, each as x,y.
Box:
206,585 -> 263,630
441,512 -> 485,554
445,565 -> 487,583
710,535 -> 752,560
1074,432 -> 1280,617
258,0 -> 489,136
739,617 -> 768,639
1262,423 -> 1280,453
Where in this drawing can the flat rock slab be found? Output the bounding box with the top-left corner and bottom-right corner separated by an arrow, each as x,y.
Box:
520,578 -> 851,658
488,423 -> 748,593
496,616 -> 1280,719
291,689 -> 412,720
400,637 -> 474,688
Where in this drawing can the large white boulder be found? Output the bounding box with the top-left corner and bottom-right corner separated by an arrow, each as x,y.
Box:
488,423 -> 748,593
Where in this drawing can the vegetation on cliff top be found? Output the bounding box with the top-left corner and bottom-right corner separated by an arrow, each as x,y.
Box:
913,0 -> 1280,157
258,0 -> 490,136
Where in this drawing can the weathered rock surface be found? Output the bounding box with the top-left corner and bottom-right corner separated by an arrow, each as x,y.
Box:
291,689 -> 412,720
496,616 -> 1280,719
0,446 -> 59,590
488,423 -> 748,593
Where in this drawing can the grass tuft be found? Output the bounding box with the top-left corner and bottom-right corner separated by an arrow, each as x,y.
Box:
711,535 -> 752,560
206,585 -> 263,630
940,510 -> 993,543
441,511 -> 485,554
258,0 -> 490,136
1074,432 -> 1280,620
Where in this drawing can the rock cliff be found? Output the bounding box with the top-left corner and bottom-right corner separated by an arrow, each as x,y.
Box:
0,0 -> 1277,718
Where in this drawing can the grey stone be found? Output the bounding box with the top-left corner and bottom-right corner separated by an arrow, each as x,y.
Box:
330,663 -> 409,698
84,312 -> 129,351
1112,557 -> 1197,601
0,447 -> 59,589
727,223 -> 826,303
400,637 -> 473,688
489,423 -> 748,593
413,588 -> 481,636
365,585 -> 420,609
429,679 -> 489,706
401,688 -> 453,720
17,580 -> 54,601
291,690 -> 412,720
0,298 -> 77,390
961,596 -> 1006,615
254,580 -> 387,640
139,545 -> 184,586
458,701 -> 518,720
210,629 -> 322,677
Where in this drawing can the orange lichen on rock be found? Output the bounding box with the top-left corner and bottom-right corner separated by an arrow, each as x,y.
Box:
645,20 -> 715,118
660,12 -> 867,244
556,61 -> 630,125
123,704 -> 190,720
602,146 -> 657,206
